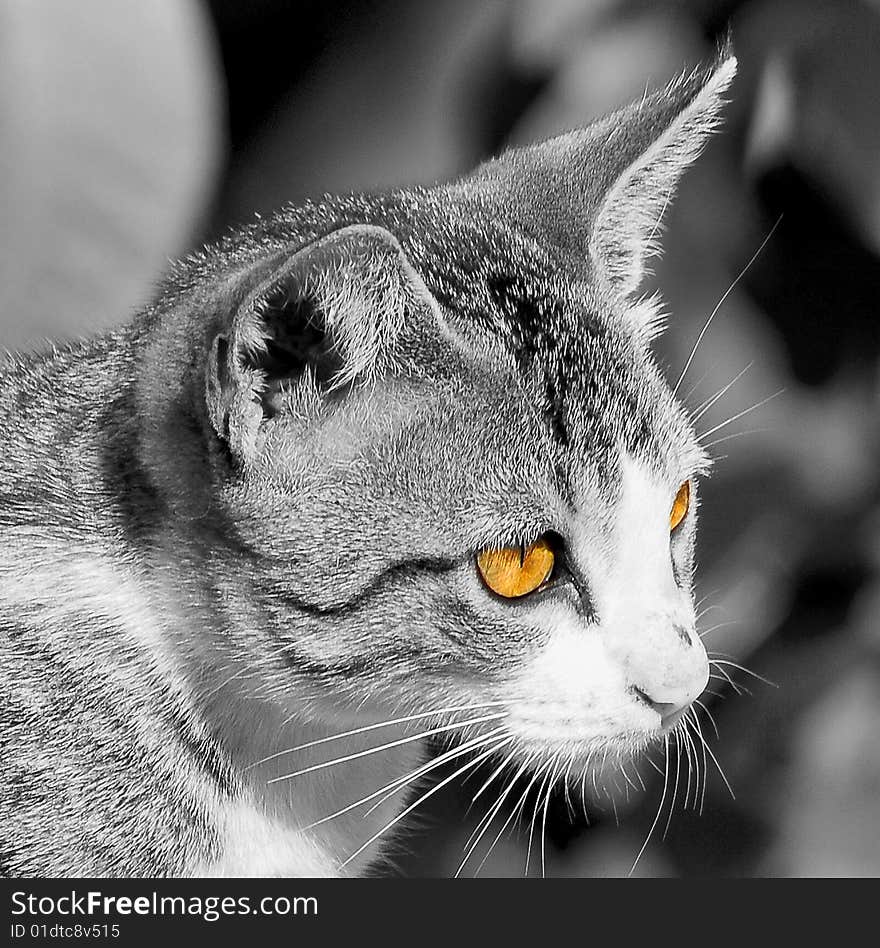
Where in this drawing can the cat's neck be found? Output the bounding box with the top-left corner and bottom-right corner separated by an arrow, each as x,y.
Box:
204,710 -> 426,877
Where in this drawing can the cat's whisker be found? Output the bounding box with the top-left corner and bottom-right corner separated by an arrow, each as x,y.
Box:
681,722 -> 695,810
461,800 -> 507,877
469,742 -> 522,806
510,750 -> 542,830
690,722 -> 703,812
708,656 -> 747,695
306,726 -> 510,830
692,726 -> 705,812
679,363 -> 716,406
694,698 -> 720,740
540,753 -> 561,879
512,755 -> 550,838
678,727 -> 691,811
695,588 -> 722,610
709,665 -> 744,695
593,749 -> 604,799
249,700 -> 507,770
457,754 -> 534,877
460,746 -> 523,854
698,620 -> 737,639
562,755 -> 576,820
691,709 -> 709,814
691,709 -> 735,802
633,761 -> 647,793
579,754 -> 591,825
702,427 -> 770,451
672,216 -> 782,397
338,738 -> 508,870
697,388 -> 784,443
663,729 -> 683,840
692,725 -> 704,812
525,759 -> 556,877
367,731 -> 512,822
710,658 -> 776,687
471,755 -> 551,877
265,711 -> 505,785
629,734 -> 670,876
690,361 -> 754,424
684,710 -> 707,812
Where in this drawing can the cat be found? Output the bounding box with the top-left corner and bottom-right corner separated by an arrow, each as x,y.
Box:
0,49 -> 736,877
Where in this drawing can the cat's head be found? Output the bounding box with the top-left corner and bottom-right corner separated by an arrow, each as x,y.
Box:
177,52 -> 736,765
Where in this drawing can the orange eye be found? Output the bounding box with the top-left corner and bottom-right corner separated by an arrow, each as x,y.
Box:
476,537 -> 555,599
670,480 -> 691,531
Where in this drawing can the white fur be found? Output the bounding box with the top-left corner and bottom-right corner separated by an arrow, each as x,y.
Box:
197,800 -> 342,878
505,456 -> 708,758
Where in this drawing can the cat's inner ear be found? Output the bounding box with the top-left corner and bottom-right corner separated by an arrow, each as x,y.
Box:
206,224 -> 430,459
250,274 -> 344,417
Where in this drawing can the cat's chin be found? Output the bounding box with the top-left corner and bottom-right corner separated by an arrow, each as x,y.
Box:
499,696 -> 673,761
502,728 -> 666,773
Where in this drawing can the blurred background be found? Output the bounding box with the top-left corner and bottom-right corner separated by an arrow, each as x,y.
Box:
2,0 -> 878,876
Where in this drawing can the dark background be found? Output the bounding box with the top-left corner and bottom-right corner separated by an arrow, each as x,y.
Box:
2,0 -> 878,876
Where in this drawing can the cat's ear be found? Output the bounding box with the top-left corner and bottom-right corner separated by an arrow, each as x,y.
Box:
476,51 -> 736,299
205,224 -> 433,460
589,53 -> 737,296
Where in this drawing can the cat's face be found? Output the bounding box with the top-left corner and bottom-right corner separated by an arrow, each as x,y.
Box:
194,53 -> 735,769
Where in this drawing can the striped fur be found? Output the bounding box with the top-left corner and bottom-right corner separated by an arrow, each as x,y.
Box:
0,52 -> 734,876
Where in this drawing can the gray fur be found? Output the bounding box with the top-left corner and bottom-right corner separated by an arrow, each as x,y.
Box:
0,52 -> 735,877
